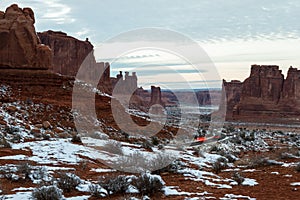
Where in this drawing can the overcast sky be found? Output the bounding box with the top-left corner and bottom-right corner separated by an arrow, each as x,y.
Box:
1,0 -> 300,89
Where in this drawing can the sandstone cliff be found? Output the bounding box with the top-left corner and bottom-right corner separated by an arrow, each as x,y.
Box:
223,65 -> 300,123
149,86 -> 163,107
38,30 -> 94,76
220,80 -> 242,119
0,4 -> 52,69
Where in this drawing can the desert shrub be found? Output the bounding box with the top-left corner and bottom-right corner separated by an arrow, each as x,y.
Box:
152,159 -> 184,174
32,185 -> 62,200
117,130 -> 129,138
141,140 -> 153,150
192,147 -> 206,158
230,135 -> 242,145
276,130 -> 284,135
71,134 -> 82,144
151,136 -> 160,146
212,158 -> 227,174
157,144 -> 164,150
212,160 -> 222,174
4,173 -> 19,182
32,167 -> 47,180
98,175 -> 129,195
0,138 -> 11,148
279,147 -> 300,159
42,134 -> 51,140
11,134 -> 22,143
117,152 -> 174,173
150,153 -> 176,173
280,152 -> 295,159
56,172 -> 81,193
18,162 -> 32,179
102,140 -> 123,155
78,160 -> 88,170
240,131 -> 255,141
223,153 -> 237,163
296,163 -> 300,172
89,184 -> 106,197
224,125 -> 235,133
4,126 -> 19,135
117,151 -> 148,172
248,156 -> 273,168
132,173 -> 164,196
210,145 -> 220,153
93,131 -> 109,140
196,128 -> 206,137
232,172 -> 245,185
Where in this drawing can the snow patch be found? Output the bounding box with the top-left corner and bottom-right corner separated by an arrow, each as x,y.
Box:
291,182 -> 300,186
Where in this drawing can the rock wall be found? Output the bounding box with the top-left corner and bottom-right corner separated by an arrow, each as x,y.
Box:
0,4 -> 52,69
38,31 -> 112,93
223,65 -> 300,123
149,86 -> 163,106
220,80 -> 242,119
240,65 -> 284,103
38,30 -> 93,76
281,67 -> 300,102
111,71 -> 138,94
96,62 -> 111,93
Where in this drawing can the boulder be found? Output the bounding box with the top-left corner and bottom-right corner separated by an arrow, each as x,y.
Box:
42,121 -> 51,129
6,105 -> 17,113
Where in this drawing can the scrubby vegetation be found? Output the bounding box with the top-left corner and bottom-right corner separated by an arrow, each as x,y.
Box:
98,175 -> 129,195
56,172 -> 81,193
132,173 -> 164,196
212,157 -> 227,174
32,185 -> 62,200
102,140 -> 123,155
232,172 -> 245,185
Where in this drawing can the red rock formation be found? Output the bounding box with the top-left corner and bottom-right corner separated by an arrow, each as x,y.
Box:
149,86 -> 163,106
223,65 -> 300,123
241,65 -> 284,103
220,80 -> 242,119
38,30 -> 93,76
0,4 -> 52,69
281,67 -> 300,101
111,71 -> 138,94
96,62 -> 111,93
38,31 -> 112,93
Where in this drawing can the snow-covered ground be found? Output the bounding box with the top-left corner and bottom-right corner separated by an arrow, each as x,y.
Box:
0,88 -> 299,199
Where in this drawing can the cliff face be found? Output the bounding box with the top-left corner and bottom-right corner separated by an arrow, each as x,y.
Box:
111,71 -> 138,94
223,65 -> 300,123
241,65 -> 284,103
220,80 -> 242,119
281,67 -> 300,102
38,30 -> 94,76
149,86 -> 163,106
38,31 -> 113,93
0,4 -> 52,69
